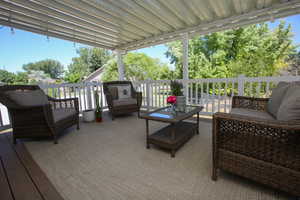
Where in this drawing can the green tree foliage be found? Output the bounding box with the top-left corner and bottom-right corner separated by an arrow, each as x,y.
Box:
23,59 -> 64,79
166,21 -> 296,79
0,69 -> 15,84
102,52 -> 172,81
0,70 -> 29,84
65,47 -> 112,83
14,72 -> 29,84
286,51 -> 300,75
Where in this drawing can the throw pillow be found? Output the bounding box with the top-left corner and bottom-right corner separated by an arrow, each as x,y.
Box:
277,84 -> 300,121
5,89 -> 49,107
117,85 -> 131,99
267,81 -> 290,117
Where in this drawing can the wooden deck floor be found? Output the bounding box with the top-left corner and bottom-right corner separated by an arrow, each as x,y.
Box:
0,132 -> 63,200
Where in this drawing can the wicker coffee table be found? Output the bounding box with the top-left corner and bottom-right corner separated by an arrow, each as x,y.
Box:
140,105 -> 203,157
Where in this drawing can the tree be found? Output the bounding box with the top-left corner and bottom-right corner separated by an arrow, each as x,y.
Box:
14,72 -> 29,84
23,59 -> 64,79
101,52 -> 173,81
165,21 -> 296,79
285,51 -> 300,75
65,47 -> 112,83
0,69 -> 15,84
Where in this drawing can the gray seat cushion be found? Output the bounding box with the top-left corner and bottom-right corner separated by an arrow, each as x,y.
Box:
5,89 -> 49,107
277,84 -> 300,121
267,82 -> 290,117
230,108 -> 274,120
53,108 -> 76,122
113,98 -> 137,107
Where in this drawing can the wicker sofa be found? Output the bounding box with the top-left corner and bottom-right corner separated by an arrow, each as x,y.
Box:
213,84 -> 300,196
0,85 -> 79,144
103,81 -> 142,120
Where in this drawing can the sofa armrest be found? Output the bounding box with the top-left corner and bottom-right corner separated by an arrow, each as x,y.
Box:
213,112 -> 300,145
232,96 -> 269,111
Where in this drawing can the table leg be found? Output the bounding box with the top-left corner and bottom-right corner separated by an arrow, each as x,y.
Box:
196,112 -> 200,135
171,149 -> 175,158
146,119 -> 150,149
170,123 -> 176,157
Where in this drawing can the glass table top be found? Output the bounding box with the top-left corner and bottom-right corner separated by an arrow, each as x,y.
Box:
148,105 -> 201,120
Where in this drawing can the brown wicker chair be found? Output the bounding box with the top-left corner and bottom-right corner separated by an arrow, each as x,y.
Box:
213,96 -> 300,197
103,81 -> 142,120
0,85 -> 80,144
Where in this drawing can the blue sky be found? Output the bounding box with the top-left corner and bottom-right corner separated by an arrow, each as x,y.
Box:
0,14 -> 300,73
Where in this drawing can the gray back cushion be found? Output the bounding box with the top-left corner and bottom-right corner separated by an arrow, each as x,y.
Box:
5,89 -> 49,107
267,82 -> 290,117
107,86 -> 118,100
277,84 -> 300,121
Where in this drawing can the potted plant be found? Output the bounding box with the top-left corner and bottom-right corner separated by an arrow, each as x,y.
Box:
170,80 -> 185,109
83,109 -> 95,122
94,90 -> 102,122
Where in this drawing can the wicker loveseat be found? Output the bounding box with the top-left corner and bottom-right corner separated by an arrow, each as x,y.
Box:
213,83 -> 300,196
103,81 -> 142,120
0,85 -> 79,144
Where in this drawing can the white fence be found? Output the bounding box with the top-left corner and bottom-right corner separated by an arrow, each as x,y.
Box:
1,75 -> 300,129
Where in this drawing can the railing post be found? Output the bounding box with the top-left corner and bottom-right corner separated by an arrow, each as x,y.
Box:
238,74 -> 245,96
86,82 -> 93,110
182,33 -> 189,99
146,80 -> 151,111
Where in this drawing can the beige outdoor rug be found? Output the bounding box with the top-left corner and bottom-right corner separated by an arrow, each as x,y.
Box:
24,114 -> 290,200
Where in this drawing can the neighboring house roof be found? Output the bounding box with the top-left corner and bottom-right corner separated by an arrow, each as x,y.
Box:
84,67 -> 105,82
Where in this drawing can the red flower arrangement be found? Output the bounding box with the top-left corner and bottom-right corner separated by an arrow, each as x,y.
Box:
167,95 -> 177,104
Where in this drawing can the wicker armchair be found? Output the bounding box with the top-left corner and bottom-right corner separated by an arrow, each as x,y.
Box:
103,81 -> 142,120
0,85 -> 79,144
213,96 -> 300,196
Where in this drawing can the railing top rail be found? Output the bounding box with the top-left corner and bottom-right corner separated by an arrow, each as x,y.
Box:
38,75 -> 300,88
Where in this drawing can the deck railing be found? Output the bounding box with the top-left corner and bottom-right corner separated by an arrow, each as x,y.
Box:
1,75 -> 300,129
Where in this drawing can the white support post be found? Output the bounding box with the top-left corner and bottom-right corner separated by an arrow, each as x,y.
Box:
146,79 -> 151,111
86,82 -> 93,110
117,50 -> 125,80
182,33 -> 189,100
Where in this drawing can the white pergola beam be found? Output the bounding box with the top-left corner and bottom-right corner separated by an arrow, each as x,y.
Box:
59,0 -> 157,38
0,1 -> 127,44
104,0 -> 169,33
10,0 -> 136,42
182,33 -> 189,97
0,9 -> 120,46
34,0 -> 148,40
117,50 -> 126,80
0,0 -> 299,51
0,19 -> 113,49
131,0 -> 177,30
119,0 -> 300,51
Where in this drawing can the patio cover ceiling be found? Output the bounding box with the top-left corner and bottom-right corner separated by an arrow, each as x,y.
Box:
1,0 -> 300,51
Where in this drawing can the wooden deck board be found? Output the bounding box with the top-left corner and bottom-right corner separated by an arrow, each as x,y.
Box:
0,157 -> 13,200
0,133 -> 64,200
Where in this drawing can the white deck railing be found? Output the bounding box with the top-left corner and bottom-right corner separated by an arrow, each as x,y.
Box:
1,75 -> 300,129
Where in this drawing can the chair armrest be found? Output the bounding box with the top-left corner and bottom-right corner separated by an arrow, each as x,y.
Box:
105,94 -> 114,109
232,96 -> 269,111
133,92 -> 142,107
